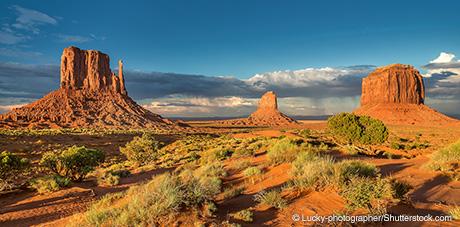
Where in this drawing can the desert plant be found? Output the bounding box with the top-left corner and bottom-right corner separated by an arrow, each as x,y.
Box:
40,146 -> 105,181
327,113 -> 389,150
342,176 -> 392,215
299,128 -> 311,138
120,133 -> 160,165
390,142 -> 401,150
233,209 -> 253,222
422,140 -> 460,172
29,175 -> 71,194
448,204 -> 460,220
254,189 -> 286,209
232,147 -> 254,158
389,178 -> 413,199
97,171 -> 121,186
234,159 -> 251,170
266,138 -> 300,165
0,151 -> 30,182
224,186 -> 247,200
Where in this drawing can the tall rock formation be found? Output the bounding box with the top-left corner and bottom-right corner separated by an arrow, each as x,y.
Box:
217,91 -> 298,126
354,63 -> 459,126
0,46 -> 181,130
360,64 -> 424,106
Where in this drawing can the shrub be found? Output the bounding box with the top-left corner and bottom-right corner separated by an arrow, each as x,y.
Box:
299,129 -> 311,138
232,147 -> 254,158
233,209 -> 253,222
234,159 -> 251,170
266,139 -> 300,165
327,113 -> 389,147
389,178 -> 413,199
74,164 -> 224,226
0,151 -> 30,181
40,146 -> 105,181
422,140 -> 460,172
201,148 -> 233,164
224,186 -> 247,200
254,189 -> 286,209
243,167 -> 262,177
448,204 -> 460,220
120,133 -> 160,165
344,147 -> 359,155
29,175 -> 71,194
342,176 -> 392,215
390,142 -> 401,150
97,171 -> 120,186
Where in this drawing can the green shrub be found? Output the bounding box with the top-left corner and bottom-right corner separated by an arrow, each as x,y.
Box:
390,142 -> 401,150
120,133 -> 160,165
389,178 -> 413,199
404,144 -> 414,151
291,153 -> 335,190
266,139 -> 300,165
422,140 -> 460,172
0,151 -> 30,181
233,209 -> 253,222
254,189 -> 286,209
342,176 -> 392,215
344,147 -> 359,155
29,175 -> 71,194
97,171 -> 120,186
40,146 -> 105,181
299,129 -> 311,138
327,113 -> 389,147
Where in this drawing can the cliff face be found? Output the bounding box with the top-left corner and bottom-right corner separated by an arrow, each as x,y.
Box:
354,63 -> 458,126
60,46 -> 127,95
361,64 -> 424,106
0,46 -> 180,129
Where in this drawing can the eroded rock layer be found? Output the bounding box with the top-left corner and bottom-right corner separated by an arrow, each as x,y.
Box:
0,47 -> 180,129
354,63 -> 459,126
217,91 -> 298,126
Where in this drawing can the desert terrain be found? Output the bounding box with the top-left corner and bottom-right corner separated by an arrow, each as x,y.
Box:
1,47 -> 459,227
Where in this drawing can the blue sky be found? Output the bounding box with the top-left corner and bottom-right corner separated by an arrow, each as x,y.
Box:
0,0 -> 459,117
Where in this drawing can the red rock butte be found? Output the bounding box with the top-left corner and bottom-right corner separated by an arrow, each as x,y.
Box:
0,46 -> 180,130
354,63 -> 459,126
217,91 -> 298,126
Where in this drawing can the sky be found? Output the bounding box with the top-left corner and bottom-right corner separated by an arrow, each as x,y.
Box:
0,0 -> 459,118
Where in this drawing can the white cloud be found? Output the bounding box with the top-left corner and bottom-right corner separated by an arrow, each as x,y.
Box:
11,5 -> 57,34
423,52 -> 460,83
430,52 -> 457,63
56,34 -> 92,43
245,67 -> 350,89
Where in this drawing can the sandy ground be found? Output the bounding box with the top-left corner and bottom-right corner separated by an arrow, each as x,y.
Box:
1,121 -> 460,226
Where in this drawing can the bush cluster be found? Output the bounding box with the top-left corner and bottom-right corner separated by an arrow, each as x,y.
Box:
422,140 -> 460,172
40,146 -> 105,181
73,163 -> 224,226
120,133 -> 160,165
29,175 -> 71,194
266,138 -> 301,165
327,113 -> 389,147
0,151 -> 30,182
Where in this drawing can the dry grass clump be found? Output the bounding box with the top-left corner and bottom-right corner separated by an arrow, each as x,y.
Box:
422,140 -> 460,172
71,163 -> 224,226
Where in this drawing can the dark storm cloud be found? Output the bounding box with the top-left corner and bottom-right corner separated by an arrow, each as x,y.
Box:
421,62 -> 460,70
0,62 -> 59,100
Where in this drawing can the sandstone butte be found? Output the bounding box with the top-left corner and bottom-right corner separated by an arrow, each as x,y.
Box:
0,46 -> 181,130
353,63 -> 460,126
217,91 -> 299,126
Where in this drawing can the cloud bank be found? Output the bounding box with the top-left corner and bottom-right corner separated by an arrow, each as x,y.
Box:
0,53 -> 458,117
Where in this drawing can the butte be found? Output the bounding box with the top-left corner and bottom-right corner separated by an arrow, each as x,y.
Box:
353,63 -> 459,126
217,91 -> 298,126
0,46 -> 180,130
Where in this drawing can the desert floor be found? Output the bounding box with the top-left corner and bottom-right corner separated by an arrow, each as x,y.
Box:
1,121 -> 460,226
